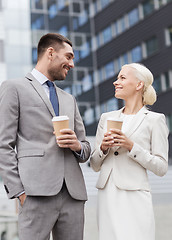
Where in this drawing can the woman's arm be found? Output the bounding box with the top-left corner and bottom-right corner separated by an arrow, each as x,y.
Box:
90,114 -> 110,172
128,114 -> 169,176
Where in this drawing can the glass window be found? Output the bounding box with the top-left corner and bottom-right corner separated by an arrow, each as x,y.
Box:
31,15 -> 45,30
74,50 -> 80,63
57,0 -> 67,11
167,114 -> 172,133
100,103 -> 107,114
58,25 -> 68,37
72,2 -> 81,13
169,26 -> 172,44
164,72 -> 170,89
131,45 -> 142,62
35,0 -> 44,10
128,8 -> 139,27
0,40 -> 4,62
107,98 -> 118,111
93,1 -> 98,14
73,17 -> 78,31
114,21 -> 119,36
105,61 -> 115,79
64,87 -> 71,94
102,26 -> 112,44
76,83 -> 82,95
142,0 -> 154,17
101,0 -> 110,9
146,36 -> 158,56
82,74 -> 93,92
96,34 -> 101,48
76,69 -> 85,80
49,4 -> 57,19
158,0 -> 164,7
72,85 -> 77,97
80,42 -> 90,59
84,108 -> 95,125
115,19 -> 121,35
74,35 -> 83,48
153,76 -> 161,94
117,56 -> 122,71
120,16 -> 126,33
122,53 -> 129,65
95,105 -> 101,121
79,10 -> 88,26
32,48 -> 37,64
98,68 -> 104,82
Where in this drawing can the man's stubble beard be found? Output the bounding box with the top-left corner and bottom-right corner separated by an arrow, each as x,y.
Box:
48,68 -> 66,82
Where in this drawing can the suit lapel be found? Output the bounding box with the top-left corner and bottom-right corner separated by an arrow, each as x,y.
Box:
123,106 -> 149,138
114,106 -> 149,151
25,73 -> 55,117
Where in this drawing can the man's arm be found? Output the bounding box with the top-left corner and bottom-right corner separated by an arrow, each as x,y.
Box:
55,96 -> 91,162
0,81 -> 24,198
72,96 -> 91,162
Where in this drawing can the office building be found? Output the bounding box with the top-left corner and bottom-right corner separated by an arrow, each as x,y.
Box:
0,0 -> 32,82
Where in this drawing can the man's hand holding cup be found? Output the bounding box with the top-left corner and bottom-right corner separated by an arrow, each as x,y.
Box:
52,116 -> 81,153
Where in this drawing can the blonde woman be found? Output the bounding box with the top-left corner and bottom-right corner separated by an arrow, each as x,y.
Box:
90,63 -> 169,240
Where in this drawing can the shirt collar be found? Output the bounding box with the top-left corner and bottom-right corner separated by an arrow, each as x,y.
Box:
31,68 -> 48,85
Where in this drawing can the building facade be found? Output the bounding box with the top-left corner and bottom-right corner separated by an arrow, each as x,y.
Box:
0,0 -> 32,82
30,0 -> 172,162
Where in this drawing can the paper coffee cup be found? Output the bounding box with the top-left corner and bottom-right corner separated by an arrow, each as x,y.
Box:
107,119 -> 123,132
52,116 -> 69,137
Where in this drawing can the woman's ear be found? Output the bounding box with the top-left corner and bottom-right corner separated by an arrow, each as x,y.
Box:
136,81 -> 144,91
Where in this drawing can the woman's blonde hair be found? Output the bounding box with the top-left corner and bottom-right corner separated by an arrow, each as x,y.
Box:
122,63 -> 157,105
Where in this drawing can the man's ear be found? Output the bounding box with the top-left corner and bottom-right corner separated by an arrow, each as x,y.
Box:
136,81 -> 144,91
47,47 -> 54,59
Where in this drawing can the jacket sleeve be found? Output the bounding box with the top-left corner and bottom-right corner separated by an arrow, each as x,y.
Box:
90,114 -> 109,172
128,114 -> 169,176
72,96 -> 91,163
0,81 -> 24,198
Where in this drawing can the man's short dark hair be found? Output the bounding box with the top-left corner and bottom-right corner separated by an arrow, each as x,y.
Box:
37,33 -> 72,60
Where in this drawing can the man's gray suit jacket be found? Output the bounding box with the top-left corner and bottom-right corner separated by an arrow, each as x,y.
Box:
0,73 -> 91,200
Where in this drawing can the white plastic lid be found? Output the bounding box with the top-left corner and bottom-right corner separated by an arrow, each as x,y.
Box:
52,116 -> 69,121
107,118 -> 123,122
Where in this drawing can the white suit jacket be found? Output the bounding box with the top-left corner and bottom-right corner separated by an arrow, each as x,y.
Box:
90,106 -> 169,191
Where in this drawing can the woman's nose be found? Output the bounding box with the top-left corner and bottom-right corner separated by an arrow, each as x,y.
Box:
113,79 -> 118,86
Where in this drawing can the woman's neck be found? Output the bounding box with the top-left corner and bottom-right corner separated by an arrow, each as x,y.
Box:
123,100 -> 143,115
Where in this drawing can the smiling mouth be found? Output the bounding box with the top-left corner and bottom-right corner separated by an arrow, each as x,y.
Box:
64,65 -> 70,71
115,87 -> 122,91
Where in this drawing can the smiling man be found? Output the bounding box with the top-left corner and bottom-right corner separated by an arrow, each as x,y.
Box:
0,33 -> 91,240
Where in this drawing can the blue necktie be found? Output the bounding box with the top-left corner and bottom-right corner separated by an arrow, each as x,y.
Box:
46,80 -> 59,116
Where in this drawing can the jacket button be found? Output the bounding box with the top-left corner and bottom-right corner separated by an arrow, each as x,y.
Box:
114,151 -> 119,156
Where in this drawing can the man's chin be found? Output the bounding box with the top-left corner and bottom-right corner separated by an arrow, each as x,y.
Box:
54,75 -> 66,81
56,79 -> 65,81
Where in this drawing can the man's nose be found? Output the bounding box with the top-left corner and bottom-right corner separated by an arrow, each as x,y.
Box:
69,59 -> 74,68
